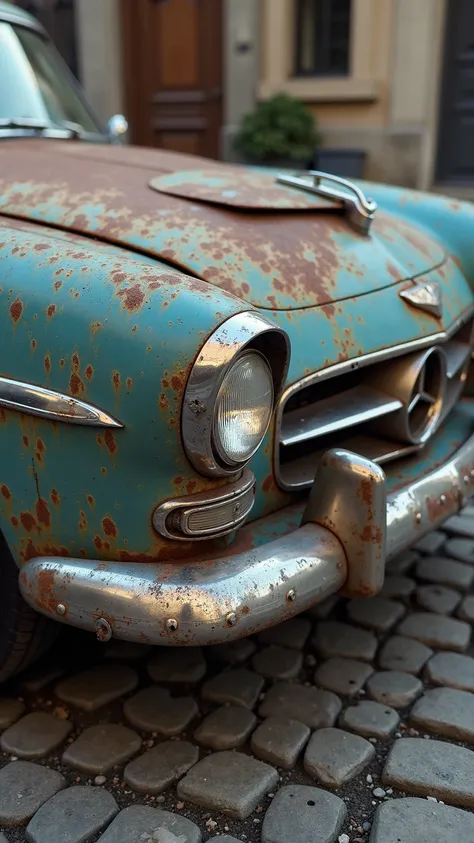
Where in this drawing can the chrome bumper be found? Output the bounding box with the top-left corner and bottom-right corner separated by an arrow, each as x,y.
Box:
19,434 -> 474,646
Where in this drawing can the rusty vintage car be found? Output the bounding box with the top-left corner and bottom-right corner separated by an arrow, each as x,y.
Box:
1,2 -> 474,681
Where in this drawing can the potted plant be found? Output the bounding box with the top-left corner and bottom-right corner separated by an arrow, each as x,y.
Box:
233,93 -> 321,169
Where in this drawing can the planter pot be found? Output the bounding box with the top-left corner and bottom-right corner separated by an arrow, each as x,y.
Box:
313,149 -> 366,180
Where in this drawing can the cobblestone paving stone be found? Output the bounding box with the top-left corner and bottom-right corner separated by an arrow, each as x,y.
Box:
0,761 -> 65,826
258,617 -> 312,650
415,583 -> 461,615
303,728 -> 375,788
25,785 -> 119,843
365,670 -> 422,708
382,738 -> 474,807
62,724 -> 142,774
339,700 -> 400,738
378,634 -> 433,674
177,751 -> 279,819
124,740 -> 199,793
424,650 -> 474,691
55,664 -> 138,711
314,657 -> 374,697
397,612 -> 471,651
259,682 -> 342,728
194,705 -> 257,750
312,621 -> 378,661
4,520 -> 474,841
379,575 -> 416,599
444,536 -> 474,564
415,555 -> 474,590
123,686 -> 199,735
201,668 -> 264,709
369,797 -> 474,843
261,785 -> 346,843
252,645 -> 303,679
410,687 -> 474,743
414,530 -> 446,554
457,594 -> 474,622
0,711 -> 72,759
99,805 -> 202,843
346,597 -> 405,632
250,716 -> 310,769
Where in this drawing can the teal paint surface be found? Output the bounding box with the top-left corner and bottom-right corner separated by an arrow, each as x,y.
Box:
0,219 -> 246,565
1,150 -> 474,568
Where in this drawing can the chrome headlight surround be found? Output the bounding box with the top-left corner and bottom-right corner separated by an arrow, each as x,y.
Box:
182,311 -> 290,477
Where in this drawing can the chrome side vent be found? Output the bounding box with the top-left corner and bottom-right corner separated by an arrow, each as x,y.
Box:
277,316 -> 474,491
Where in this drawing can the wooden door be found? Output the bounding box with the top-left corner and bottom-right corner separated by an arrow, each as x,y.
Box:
121,0 -> 222,159
436,0 -> 474,184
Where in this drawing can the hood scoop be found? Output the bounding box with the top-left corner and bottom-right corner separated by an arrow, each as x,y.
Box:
149,169 -> 341,211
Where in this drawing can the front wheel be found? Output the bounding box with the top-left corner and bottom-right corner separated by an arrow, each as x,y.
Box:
0,533 -> 58,683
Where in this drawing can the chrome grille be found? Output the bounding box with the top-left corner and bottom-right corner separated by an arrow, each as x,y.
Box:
277,315 -> 474,491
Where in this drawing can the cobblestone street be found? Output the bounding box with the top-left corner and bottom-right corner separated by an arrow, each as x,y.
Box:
3,511 -> 474,842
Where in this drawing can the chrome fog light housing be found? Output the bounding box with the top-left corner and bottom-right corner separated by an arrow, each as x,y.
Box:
213,351 -> 274,467
153,469 -> 256,540
182,311 -> 290,477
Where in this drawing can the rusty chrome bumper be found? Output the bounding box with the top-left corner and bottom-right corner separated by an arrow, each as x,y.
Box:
19,435 -> 474,646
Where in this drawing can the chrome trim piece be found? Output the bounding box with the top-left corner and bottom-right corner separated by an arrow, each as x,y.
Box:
385,431 -> 474,560
277,437 -> 421,490
276,306 -> 474,490
276,171 -> 377,234
281,385 -> 402,447
182,311 -> 290,477
20,427 -> 474,644
369,347 -> 446,445
19,524 -> 347,645
153,469 -> 256,541
304,449 -> 387,597
399,280 -> 443,319
279,306 -> 474,408
444,341 -> 471,379
0,376 -> 123,428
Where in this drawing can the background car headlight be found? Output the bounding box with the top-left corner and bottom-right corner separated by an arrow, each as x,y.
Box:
213,351 -> 274,467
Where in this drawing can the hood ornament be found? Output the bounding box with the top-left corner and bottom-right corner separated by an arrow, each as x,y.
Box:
399,281 -> 443,319
276,171 -> 377,235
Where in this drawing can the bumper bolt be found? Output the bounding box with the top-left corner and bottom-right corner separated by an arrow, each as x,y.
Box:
286,589 -> 296,602
166,618 -> 178,632
56,603 -> 66,616
95,618 -> 112,642
226,612 -> 237,627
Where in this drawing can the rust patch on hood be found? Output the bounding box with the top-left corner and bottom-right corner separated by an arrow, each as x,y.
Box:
0,140 -> 446,311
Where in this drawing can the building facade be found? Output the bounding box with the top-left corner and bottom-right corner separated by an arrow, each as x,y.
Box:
13,0 -> 474,192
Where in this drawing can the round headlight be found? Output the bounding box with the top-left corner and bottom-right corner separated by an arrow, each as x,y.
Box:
213,351 -> 274,467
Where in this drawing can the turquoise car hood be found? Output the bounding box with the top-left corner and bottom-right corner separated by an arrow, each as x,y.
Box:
0,139 -> 446,310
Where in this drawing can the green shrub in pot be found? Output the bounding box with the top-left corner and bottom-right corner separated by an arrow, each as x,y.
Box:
234,93 -> 321,168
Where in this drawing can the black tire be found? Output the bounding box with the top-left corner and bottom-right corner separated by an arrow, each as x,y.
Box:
0,531 -> 58,683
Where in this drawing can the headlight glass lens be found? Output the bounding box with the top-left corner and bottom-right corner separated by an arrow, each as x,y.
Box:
214,351 -> 274,466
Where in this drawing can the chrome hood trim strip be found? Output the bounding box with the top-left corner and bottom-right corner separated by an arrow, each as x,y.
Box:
0,375 -> 123,428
